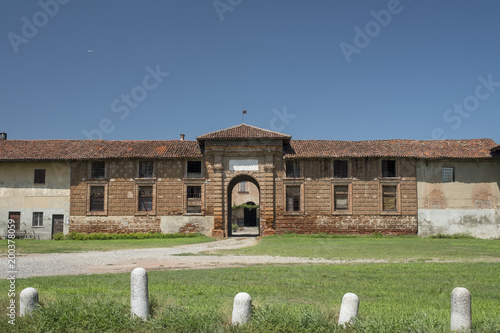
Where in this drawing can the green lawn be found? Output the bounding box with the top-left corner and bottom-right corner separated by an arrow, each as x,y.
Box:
1,263 -> 499,332
0,235 -> 214,254
1,235 -> 499,332
219,234 -> 500,262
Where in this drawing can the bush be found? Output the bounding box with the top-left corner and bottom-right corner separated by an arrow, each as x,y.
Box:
53,231 -> 200,241
428,233 -> 476,239
52,232 -> 64,240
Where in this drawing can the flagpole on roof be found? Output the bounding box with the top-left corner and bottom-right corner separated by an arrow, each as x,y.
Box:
242,110 -> 247,123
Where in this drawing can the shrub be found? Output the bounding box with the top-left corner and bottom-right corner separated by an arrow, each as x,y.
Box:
428,233 -> 476,239
53,231 -> 201,241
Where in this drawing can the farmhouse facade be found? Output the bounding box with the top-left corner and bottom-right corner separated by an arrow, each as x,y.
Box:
1,124 -> 499,239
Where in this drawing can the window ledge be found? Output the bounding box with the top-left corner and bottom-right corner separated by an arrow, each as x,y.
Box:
86,212 -> 107,216
135,212 -> 156,216
283,212 -> 303,216
332,211 -> 352,216
381,211 -> 401,216
31,226 -> 44,228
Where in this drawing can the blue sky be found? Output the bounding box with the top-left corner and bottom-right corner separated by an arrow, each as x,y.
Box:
1,0 -> 499,142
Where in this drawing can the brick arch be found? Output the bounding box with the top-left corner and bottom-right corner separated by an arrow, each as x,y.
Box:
227,174 -> 260,237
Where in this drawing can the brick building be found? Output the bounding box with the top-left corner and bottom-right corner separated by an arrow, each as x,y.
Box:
1,125 -> 499,239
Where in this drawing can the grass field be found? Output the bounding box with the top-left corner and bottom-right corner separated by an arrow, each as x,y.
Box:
220,234 -> 500,262
1,235 -> 499,332
0,234 -> 214,254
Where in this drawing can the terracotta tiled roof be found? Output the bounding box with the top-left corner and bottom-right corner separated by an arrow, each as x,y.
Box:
284,139 -> 498,159
0,138 -> 497,161
196,124 -> 291,140
0,140 -> 202,161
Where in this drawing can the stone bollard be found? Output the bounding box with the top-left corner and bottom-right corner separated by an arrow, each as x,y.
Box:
338,293 -> 359,326
451,287 -> 471,331
20,287 -> 39,316
232,292 -> 252,325
131,267 -> 149,320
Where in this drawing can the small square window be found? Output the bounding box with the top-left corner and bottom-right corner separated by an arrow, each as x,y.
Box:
334,161 -> 348,178
91,161 -> 106,179
334,185 -> 349,211
90,186 -> 105,212
286,161 -> 301,178
382,160 -> 396,177
382,186 -> 397,211
286,186 -> 300,212
138,186 -> 153,211
139,161 -> 154,178
442,167 -> 455,182
34,169 -> 45,184
32,212 -> 43,227
187,161 -> 202,178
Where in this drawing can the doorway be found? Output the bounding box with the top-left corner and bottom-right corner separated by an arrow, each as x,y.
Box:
227,175 -> 260,237
8,212 -> 20,232
52,214 -> 64,237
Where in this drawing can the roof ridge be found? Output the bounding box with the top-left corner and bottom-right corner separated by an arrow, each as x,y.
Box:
196,123 -> 291,140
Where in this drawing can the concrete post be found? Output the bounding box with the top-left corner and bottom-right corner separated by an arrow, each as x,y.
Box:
232,292 -> 252,325
451,287 -> 471,331
338,293 -> 359,326
20,287 -> 39,316
131,267 -> 149,320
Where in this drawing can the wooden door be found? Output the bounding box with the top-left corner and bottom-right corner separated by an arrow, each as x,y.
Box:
8,212 -> 20,232
52,214 -> 64,236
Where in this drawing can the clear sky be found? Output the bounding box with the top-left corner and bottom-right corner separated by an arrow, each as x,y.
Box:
1,0 -> 499,142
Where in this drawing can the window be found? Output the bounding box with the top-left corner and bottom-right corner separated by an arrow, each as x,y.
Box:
90,186 -> 105,212
286,161 -> 301,178
239,181 -> 247,192
442,167 -> 455,182
34,169 -> 46,184
32,212 -> 43,227
286,186 -> 300,212
187,185 -> 201,214
138,186 -> 153,211
382,160 -> 396,177
187,186 -> 201,199
187,161 -> 202,178
382,186 -> 397,211
334,161 -> 348,178
91,161 -> 105,179
139,161 -> 154,178
334,185 -> 349,211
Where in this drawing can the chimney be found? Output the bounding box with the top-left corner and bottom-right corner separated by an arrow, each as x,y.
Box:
180,134 -> 185,141
0,133 -> 6,140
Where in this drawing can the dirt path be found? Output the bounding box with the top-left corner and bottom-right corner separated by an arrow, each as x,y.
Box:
6,237 -> 360,278
4,237 -> 498,278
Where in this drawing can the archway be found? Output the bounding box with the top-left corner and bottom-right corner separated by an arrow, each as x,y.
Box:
227,175 -> 260,237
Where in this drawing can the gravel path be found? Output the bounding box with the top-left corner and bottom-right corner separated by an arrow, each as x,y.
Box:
3,237 -> 371,278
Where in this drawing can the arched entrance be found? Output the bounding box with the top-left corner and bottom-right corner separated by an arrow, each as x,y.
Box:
227,175 -> 260,237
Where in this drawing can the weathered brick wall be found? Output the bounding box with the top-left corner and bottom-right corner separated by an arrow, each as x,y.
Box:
275,215 -> 417,235
275,157 -> 418,235
70,156 -> 419,236
70,216 -> 161,233
70,159 -> 200,234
